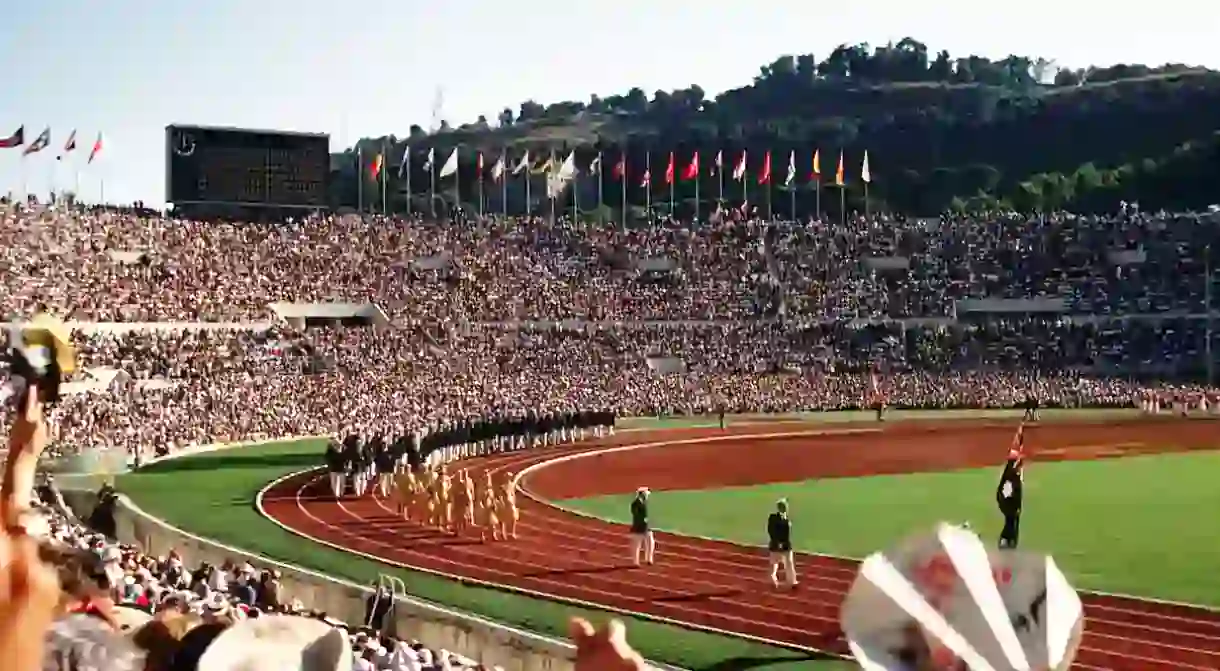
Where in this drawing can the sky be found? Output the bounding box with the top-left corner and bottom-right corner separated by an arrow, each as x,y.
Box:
1,1 -> 1215,207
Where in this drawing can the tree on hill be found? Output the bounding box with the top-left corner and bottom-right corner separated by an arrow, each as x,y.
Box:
333,38 -> 1220,216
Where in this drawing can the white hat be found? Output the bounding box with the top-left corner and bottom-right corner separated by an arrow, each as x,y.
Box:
636,486 -> 649,494
198,614 -> 353,671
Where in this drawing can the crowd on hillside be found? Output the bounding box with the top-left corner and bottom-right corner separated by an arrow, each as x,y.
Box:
4,205 -> 1219,323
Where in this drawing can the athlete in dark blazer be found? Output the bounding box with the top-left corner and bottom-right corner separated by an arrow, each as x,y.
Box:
767,499 -> 798,588
997,425 -> 1025,549
324,439 -> 345,499
630,487 -> 655,566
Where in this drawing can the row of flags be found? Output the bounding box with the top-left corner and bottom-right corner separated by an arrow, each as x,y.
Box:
0,126 -> 104,163
367,147 -> 873,189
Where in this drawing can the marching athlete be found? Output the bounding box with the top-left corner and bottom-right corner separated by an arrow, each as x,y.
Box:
629,487 -> 655,566
453,470 -> 475,534
496,471 -> 519,540
375,440 -> 396,499
394,468 -> 418,519
767,499 -> 798,589
324,438 -> 345,500
436,465 -> 454,531
477,475 -> 500,541
997,424 -> 1026,549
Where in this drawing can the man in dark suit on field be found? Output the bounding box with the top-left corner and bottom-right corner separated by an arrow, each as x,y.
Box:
629,487 -> 655,566
767,499 -> 798,588
324,437 -> 345,499
997,424 -> 1026,549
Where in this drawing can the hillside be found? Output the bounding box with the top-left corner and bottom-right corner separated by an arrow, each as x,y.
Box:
333,39 -> 1220,216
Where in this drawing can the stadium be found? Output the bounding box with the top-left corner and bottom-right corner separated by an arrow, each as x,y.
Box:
7,34 -> 1220,671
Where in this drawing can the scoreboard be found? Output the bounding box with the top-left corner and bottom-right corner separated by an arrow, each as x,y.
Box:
165,125 -> 329,208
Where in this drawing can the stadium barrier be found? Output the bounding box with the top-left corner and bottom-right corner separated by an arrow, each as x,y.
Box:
57,435 -> 686,671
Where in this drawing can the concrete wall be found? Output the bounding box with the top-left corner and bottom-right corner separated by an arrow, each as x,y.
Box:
63,490 -> 582,671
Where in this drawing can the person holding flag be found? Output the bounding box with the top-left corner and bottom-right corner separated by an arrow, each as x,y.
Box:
996,423 -> 1026,549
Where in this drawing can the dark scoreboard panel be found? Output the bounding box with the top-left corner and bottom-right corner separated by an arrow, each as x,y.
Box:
165,125 -> 329,207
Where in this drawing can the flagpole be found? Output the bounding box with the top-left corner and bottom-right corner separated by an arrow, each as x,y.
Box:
478,154 -> 485,216
501,151 -> 508,216
694,158 -> 700,223
429,152 -> 436,218
405,149 -> 412,216
549,149 -> 557,223
357,147 -> 364,213
669,152 -> 675,219
596,151 -> 604,225
381,141 -> 388,214
864,180 -> 870,219
620,150 -> 627,225
815,180 -> 821,220
644,150 -> 651,218
790,186 -> 796,222
524,154 -> 531,216
99,177 -> 105,205
765,175 -> 772,220
840,183 -> 847,229
718,154 -> 724,208
572,154 -> 579,222
454,148 -> 461,216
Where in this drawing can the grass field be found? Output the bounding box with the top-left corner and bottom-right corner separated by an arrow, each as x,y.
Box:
114,408 -> 1154,670
118,418 -> 852,671
565,451 -> 1220,606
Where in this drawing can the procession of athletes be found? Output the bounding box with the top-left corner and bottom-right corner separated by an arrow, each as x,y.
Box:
323,409 -> 618,499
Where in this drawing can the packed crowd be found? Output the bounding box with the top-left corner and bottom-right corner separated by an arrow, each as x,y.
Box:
20,461 -> 491,670
5,204 -> 1219,323
42,319 -> 1219,460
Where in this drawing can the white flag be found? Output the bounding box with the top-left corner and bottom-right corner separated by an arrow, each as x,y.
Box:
785,150 -> 796,186
490,155 -> 505,181
439,149 -> 458,178
397,146 -> 411,178
712,150 -> 722,175
422,148 -> 435,171
589,153 -> 601,175
512,151 -> 530,175
732,152 -> 747,181
546,151 -> 577,198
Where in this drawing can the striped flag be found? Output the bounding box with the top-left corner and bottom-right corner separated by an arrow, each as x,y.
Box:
57,129 -> 77,160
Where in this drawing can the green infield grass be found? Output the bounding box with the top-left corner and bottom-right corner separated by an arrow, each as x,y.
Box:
564,451 -> 1220,606
118,417 -> 852,671
113,408 -> 1149,670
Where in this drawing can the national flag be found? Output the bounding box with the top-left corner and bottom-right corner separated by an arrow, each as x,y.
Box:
664,152 -> 675,185
861,150 -> 872,184
512,151 -> 530,175
0,125 -> 23,149
490,154 -> 505,181
532,155 -> 553,174
711,150 -> 722,176
613,157 -> 626,180
785,150 -> 796,186
757,151 -> 771,185
683,152 -> 699,181
23,127 -> 51,156
87,132 -> 103,164
57,130 -> 77,160
640,166 -> 651,188
1008,423 -> 1025,462
369,153 -> 384,180
834,151 -> 845,187
811,150 -> 821,181
423,148 -> 436,172
589,153 -> 601,175
397,146 -> 411,178
477,152 -> 485,177
547,151 -> 577,198
439,149 -> 459,178
732,152 -> 747,181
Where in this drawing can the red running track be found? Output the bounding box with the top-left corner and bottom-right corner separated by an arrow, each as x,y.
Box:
260,426 -> 1220,670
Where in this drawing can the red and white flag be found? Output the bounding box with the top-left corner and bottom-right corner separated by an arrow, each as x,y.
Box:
613,157 -> 626,181
757,151 -> 772,184
683,152 -> 699,181
711,150 -> 722,176
490,154 -> 505,181
87,132 -> 104,164
664,152 -> 675,185
732,152 -> 747,181
640,167 -> 651,187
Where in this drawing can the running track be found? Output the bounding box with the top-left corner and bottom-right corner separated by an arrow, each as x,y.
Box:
260,426 -> 1220,670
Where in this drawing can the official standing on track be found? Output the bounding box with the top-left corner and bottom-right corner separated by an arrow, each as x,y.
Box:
997,424 -> 1025,549
767,499 -> 798,588
630,487 -> 655,566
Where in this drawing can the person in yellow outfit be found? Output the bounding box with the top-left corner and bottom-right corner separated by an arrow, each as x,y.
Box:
394,468 -> 418,520
435,465 -> 453,531
478,475 -> 500,542
496,471 -> 519,540
453,470 -> 475,534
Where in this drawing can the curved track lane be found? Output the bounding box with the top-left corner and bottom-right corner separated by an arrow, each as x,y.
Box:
260,427 -> 1220,671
